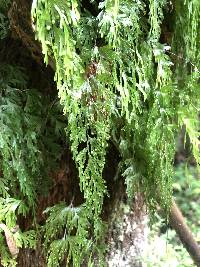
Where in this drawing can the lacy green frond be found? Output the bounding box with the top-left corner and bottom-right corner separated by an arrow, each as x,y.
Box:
32,1 -> 114,265
16,0 -> 200,265
0,63 -> 65,265
173,0 -> 200,167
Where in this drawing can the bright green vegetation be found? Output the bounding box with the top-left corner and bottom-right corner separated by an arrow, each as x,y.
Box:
0,0 -> 200,266
0,63 -> 66,266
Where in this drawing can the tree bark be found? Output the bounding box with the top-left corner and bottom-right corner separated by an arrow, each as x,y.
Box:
106,191 -> 148,267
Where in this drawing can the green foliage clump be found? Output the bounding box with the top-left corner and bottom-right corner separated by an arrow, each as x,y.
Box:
0,63 -> 65,265
0,64 -> 64,206
0,0 -> 199,266
31,0 -> 200,265
173,1 -> 200,167
32,0 -> 114,265
0,0 -> 10,39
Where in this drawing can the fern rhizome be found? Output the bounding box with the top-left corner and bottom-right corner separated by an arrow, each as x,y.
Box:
0,0 -> 199,266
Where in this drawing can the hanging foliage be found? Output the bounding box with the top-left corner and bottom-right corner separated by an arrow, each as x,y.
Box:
0,0 -> 199,266
30,0 -> 200,265
0,62 -> 66,265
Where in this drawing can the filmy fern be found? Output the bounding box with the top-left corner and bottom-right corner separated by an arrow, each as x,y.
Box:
0,63 -> 65,265
32,1 -> 114,265
0,0 -> 195,266
31,0 -> 200,265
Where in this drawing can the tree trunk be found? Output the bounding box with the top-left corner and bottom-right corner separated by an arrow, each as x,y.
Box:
106,191 -> 148,267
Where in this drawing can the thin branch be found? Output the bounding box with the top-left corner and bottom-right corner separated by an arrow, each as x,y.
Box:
169,200 -> 200,267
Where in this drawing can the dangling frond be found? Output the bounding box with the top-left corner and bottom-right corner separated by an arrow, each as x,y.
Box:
0,0 -> 198,265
